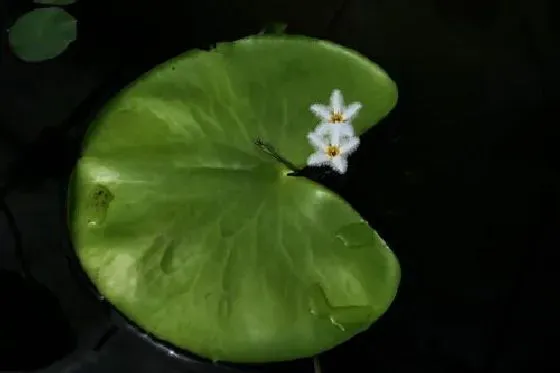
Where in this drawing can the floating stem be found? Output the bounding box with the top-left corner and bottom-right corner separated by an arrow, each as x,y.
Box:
255,138 -> 300,173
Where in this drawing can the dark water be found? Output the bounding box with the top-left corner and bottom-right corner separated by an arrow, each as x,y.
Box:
1,0 -> 558,372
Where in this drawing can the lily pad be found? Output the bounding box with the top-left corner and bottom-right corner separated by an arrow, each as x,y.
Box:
34,0 -> 78,5
8,7 -> 77,62
68,35 -> 400,363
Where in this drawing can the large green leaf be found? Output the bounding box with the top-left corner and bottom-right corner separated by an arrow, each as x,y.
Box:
68,35 -> 400,363
8,7 -> 77,62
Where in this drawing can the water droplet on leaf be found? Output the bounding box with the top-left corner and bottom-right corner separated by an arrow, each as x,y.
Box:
86,185 -> 114,227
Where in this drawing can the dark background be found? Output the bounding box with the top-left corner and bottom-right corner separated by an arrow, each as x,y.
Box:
1,0 -> 558,372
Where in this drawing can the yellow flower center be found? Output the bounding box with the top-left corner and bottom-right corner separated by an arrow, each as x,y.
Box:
326,145 -> 341,158
329,112 -> 344,124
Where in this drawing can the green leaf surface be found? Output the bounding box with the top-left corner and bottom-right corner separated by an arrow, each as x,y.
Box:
8,7 -> 77,63
34,0 -> 77,5
69,35 -> 400,363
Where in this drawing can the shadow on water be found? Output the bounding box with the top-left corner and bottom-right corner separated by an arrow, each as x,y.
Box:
0,270 -> 76,372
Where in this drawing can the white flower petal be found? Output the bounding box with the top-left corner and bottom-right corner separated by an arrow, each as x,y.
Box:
307,131 -> 328,150
307,152 -> 330,166
310,104 -> 331,121
328,125 -> 342,146
330,89 -> 344,113
319,124 -> 354,146
341,136 -> 360,155
344,102 -> 362,121
330,156 -> 348,174
312,123 -> 332,138
339,123 -> 355,138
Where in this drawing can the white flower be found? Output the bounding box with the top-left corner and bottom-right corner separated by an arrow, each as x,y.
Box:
310,89 -> 362,142
306,131 -> 360,174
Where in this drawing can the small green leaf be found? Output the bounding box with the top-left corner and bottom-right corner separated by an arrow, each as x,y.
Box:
34,0 -> 78,5
8,8 -> 77,62
69,36 -> 400,363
